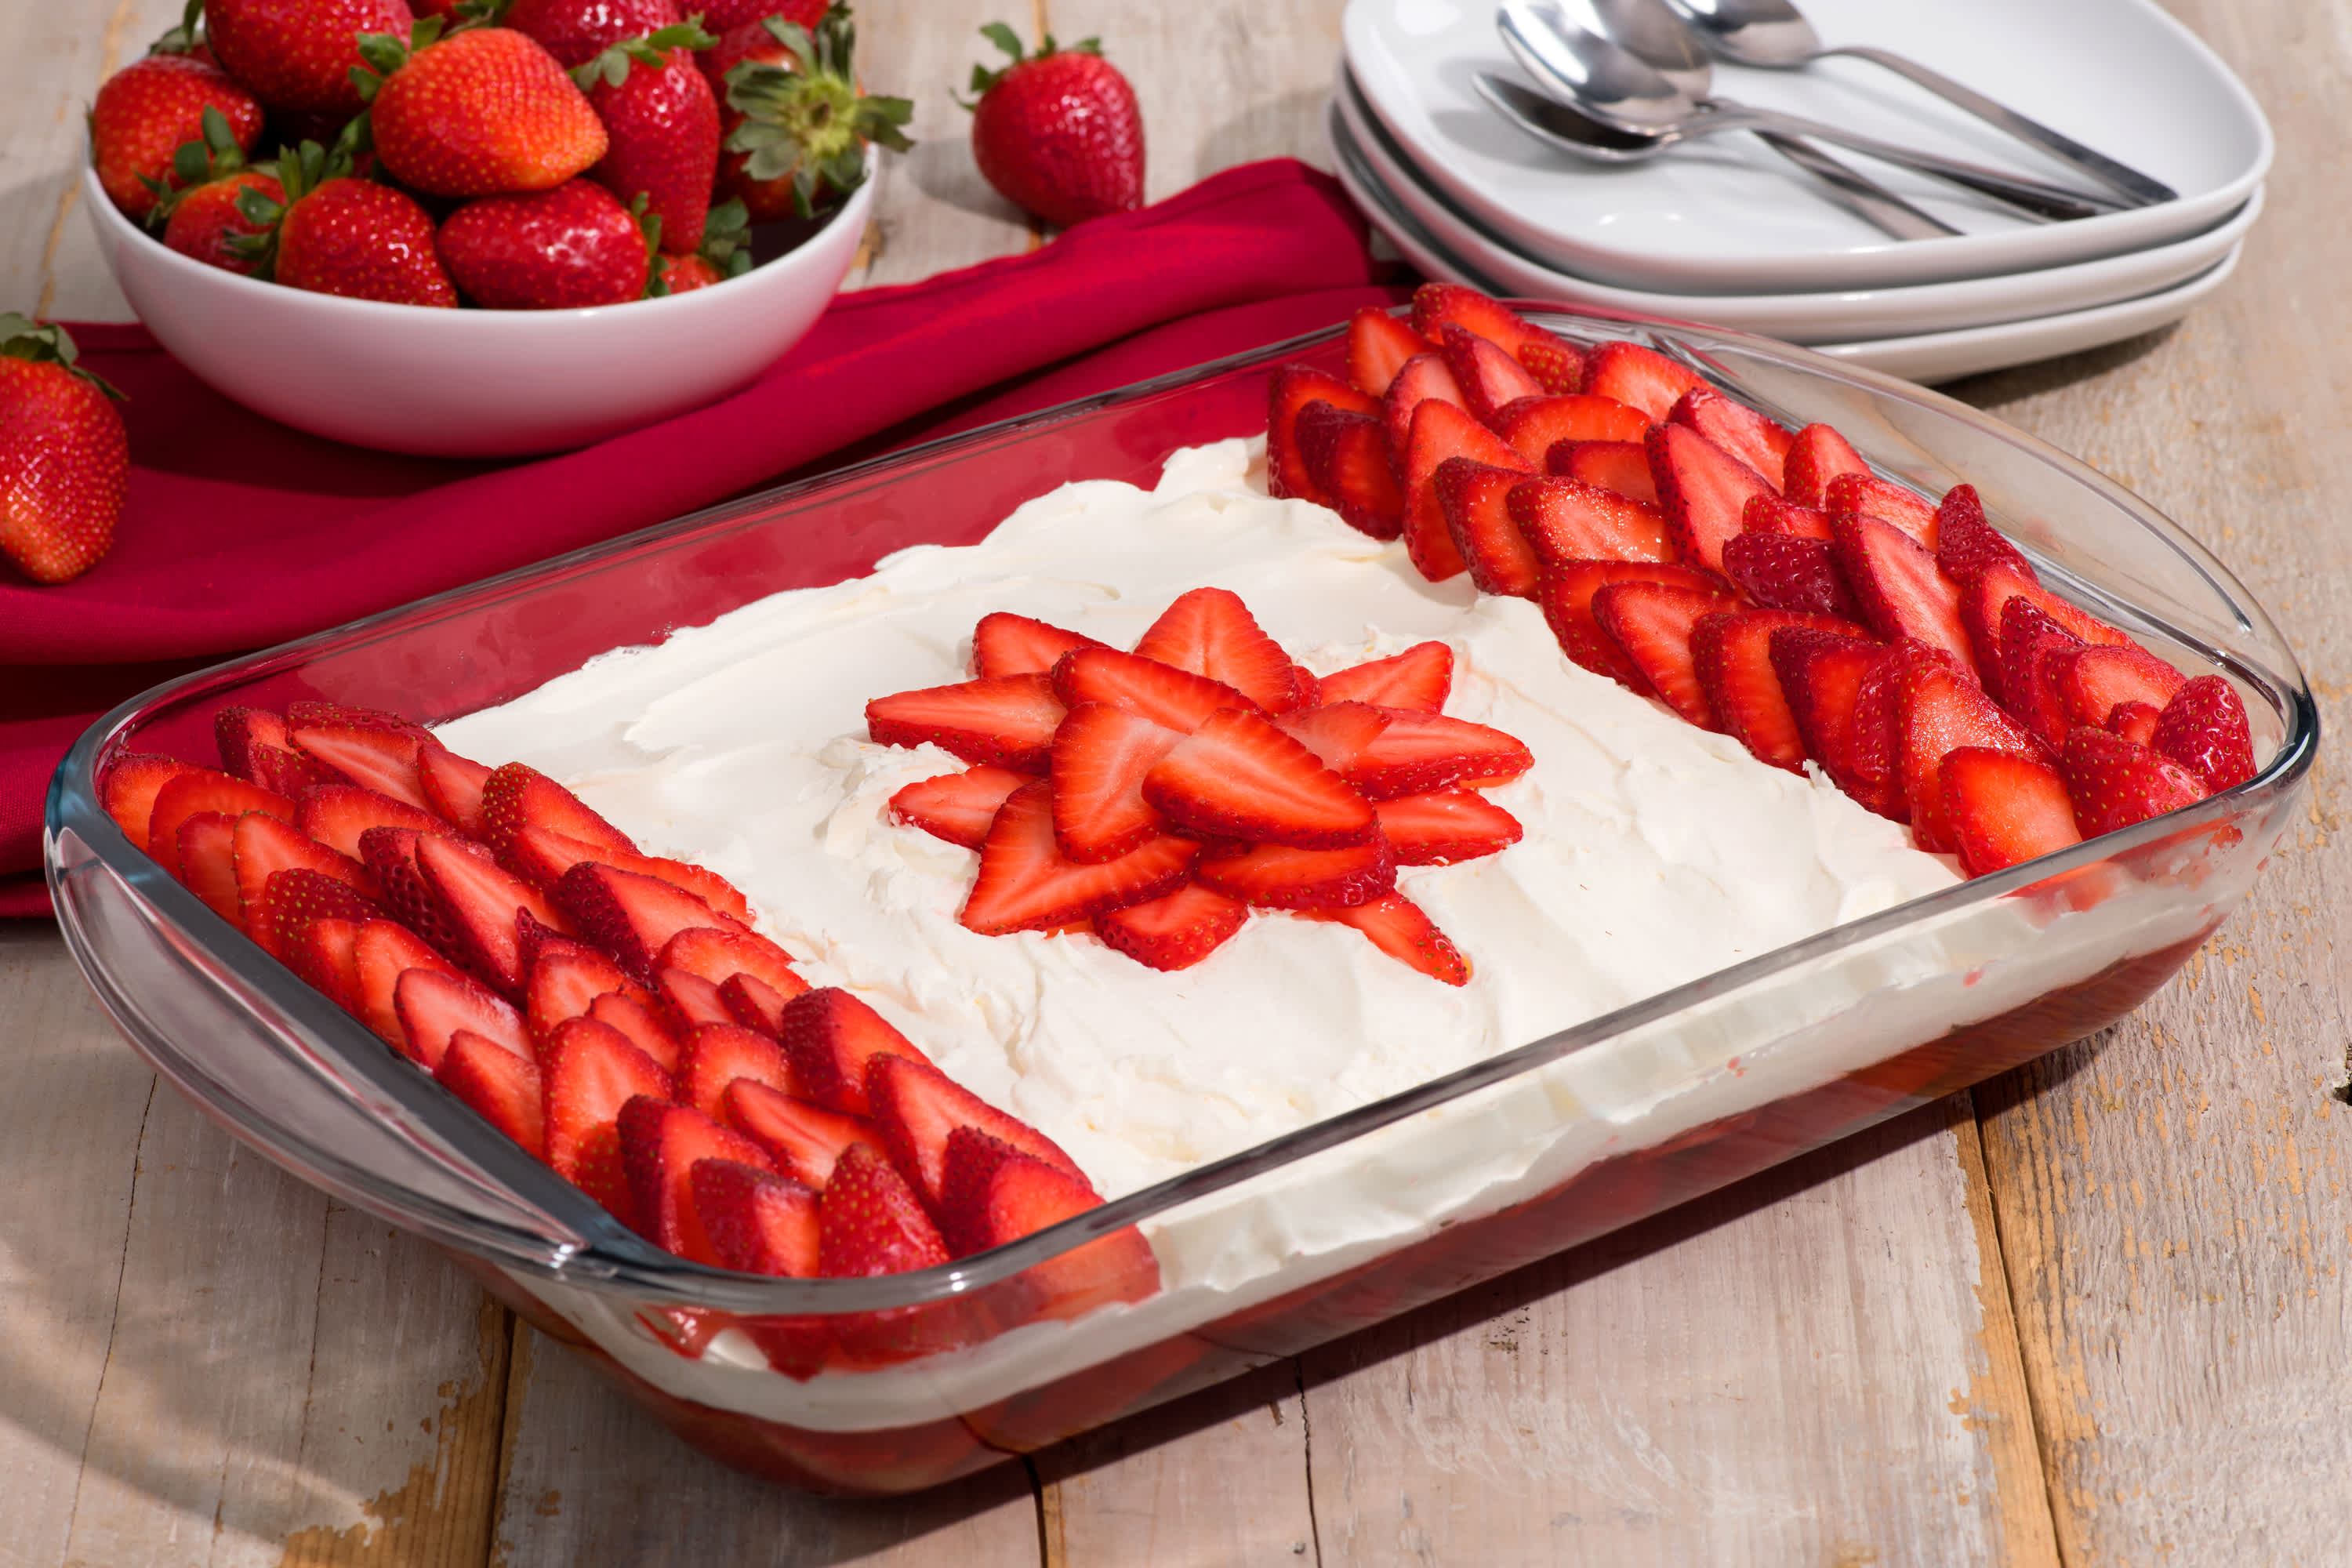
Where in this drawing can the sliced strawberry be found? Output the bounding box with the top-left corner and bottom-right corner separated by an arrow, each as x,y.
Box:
418,832 -> 574,995
1719,531 -> 1863,621
691,1158 -> 821,1276
479,761 -> 635,862
1515,335 -> 1585,396
620,1094 -> 776,1263
1194,834 -> 1396,909
1051,646 -> 1254,731
1959,563 -> 2134,679
101,753 -> 198,854
724,1078 -> 877,1188
1275,700 -> 1391,775
1591,580 -> 1739,727
1996,594 -> 2087,739
1831,512 -> 1977,678
1771,629 -> 1900,817
1314,641 -> 1452,711
1437,322 -> 1543,424
2152,675 -> 2256,793
437,1029 -> 546,1156
1133,586 -> 1301,713
1825,472 -> 1938,548
283,700 -> 429,737
216,708 -> 342,797
351,920 -> 460,1047
2107,701 -> 2162,746
2052,643 -> 2186,730
779,988 -> 937,1118
1648,420 -> 1773,574
289,724 -> 434,812
1694,610 -> 1869,772
394,966 -> 529,1071
2060,726 -> 2210,837
1853,642 -> 1960,822
1780,423 -> 1870,508
1933,483 -> 2032,583
1295,401 -> 1407,540
887,764 -> 1029,850
1535,561 -> 1726,691
525,946 -> 642,1041
251,866 -> 380,964
1438,458 -> 1544,596
1049,703 -> 1183,864
289,916 -> 364,1014
1402,397 -> 1532,583
658,924 -> 808,1001
1668,384 -> 1791,491
1743,495 -> 1836,541
677,1020 -> 794,1119
1094,880 -> 1250,970
1408,282 -> 1563,364
416,743 -> 494,837
146,770 -> 297,880
864,673 -> 1065,774
358,827 -> 470,959
1301,891 -> 1469,985
232,813 -> 376,942
1267,364 -> 1377,506
589,989 -> 685,1074
1940,747 -> 2082,877
1548,438 -> 1659,506
1582,340 -> 1699,423
818,1142 -> 949,1278
961,780 -> 1198,935
574,1123 -> 637,1230
1143,707 -> 1376,848
658,967 -> 735,1030
1493,394 -> 1650,466
1373,789 -> 1523,865
1345,708 -> 1534,797
867,1051 -> 1091,1224
1345,305 -> 1430,398
540,1014 -> 672,1185
1506,476 -> 1674,565
937,1128 -> 1158,1316
554,860 -> 729,984
720,972 -> 793,1037
1896,659 -> 2039,851
502,822 -> 751,918
176,812 -> 243,924
1381,350 -> 1468,459
296,783 -> 443,860
971,612 -> 1104,679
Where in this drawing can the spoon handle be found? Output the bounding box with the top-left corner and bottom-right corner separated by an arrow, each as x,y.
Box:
1824,45 -> 2178,208
1704,97 -> 2129,221
1752,132 -> 1961,241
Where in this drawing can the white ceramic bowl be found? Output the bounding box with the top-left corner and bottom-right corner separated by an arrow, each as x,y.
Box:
80,154 -> 873,458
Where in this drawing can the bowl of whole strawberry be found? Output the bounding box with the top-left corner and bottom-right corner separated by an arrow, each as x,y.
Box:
82,0 -> 909,457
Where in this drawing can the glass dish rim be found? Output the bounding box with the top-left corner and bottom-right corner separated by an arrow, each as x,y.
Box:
47,306 -> 2321,1319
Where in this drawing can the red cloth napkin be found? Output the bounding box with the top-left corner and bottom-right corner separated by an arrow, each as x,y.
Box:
3,158 -> 1408,918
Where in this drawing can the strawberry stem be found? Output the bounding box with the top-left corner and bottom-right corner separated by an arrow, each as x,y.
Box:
723,3 -> 912,219
956,23 -> 1103,108
0,317 -> 126,401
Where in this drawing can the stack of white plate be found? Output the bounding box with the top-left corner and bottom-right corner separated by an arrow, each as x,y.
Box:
1333,0 -> 2270,381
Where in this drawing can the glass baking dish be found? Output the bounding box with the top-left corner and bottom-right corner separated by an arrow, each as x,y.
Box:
46,309 -> 2316,1496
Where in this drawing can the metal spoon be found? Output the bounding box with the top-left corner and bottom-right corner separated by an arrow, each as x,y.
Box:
1661,0 -> 2177,206
1561,0 -> 1957,238
1496,0 -> 2125,222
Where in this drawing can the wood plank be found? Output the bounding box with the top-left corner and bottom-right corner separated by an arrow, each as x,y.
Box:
485,1324 -> 1043,1564
1298,1098 -> 2058,1566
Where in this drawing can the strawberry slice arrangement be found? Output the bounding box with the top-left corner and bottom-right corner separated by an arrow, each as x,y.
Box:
100,698 -> 1157,1367
89,0 -> 911,308
1267,284 -> 2259,881
866,589 -> 1532,984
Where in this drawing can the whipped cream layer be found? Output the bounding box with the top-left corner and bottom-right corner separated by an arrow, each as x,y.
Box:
437,438 -> 1964,1204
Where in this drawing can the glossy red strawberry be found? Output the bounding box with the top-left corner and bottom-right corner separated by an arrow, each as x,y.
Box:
574,20 -> 720,253
1939,746 -> 2082,877
358,23 -> 609,198
0,317 -> 129,585
961,779 -> 1196,934
438,179 -> 649,308
1132,586 -> 1301,714
91,52 -> 264,220
960,24 -> 1142,228
263,151 -> 458,307
506,0 -> 681,68
1303,891 -> 1469,985
208,0 -> 414,118
887,765 -> 1029,850
716,8 -> 912,221
1094,881 -> 1250,971
163,168 -> 285,274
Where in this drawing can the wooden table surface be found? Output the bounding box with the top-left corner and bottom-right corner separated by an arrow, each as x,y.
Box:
4,0 -> 2345,1563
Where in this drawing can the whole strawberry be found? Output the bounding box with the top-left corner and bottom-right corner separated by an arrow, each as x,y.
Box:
695,0 -> 821,33
648,195 -> 750,293
960,24 -> 1142,228
437,178 -> 648,308
207,0 -> 416,118
715,5 -> 911,222
90,49 -> 264,220
355,21 -> 608,198
575,21 -> 720,252
243,143 -> 458,305
145,107 -> 284,274
506,0 -> 681,68
0,317 -> 129,586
